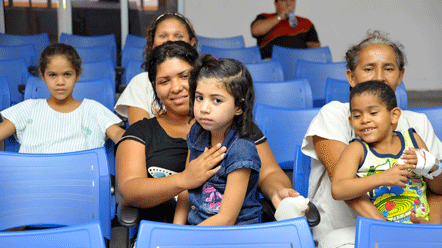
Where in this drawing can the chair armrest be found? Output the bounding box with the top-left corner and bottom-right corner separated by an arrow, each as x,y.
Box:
260,198 -> 320,227
18,84 -> 26,94
28,66 -> 39,77
117,203 -> 140,228
115,66 -> 125,76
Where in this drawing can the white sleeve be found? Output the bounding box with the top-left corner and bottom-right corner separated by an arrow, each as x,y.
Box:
87,99 -> 123,132
301,101 -> 354,160
399,110 -> 442,159
114,72 -> 157,118
0,99 -> 34,132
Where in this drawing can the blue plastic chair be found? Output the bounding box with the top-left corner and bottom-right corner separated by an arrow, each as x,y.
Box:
60,33 -> 117,67
254,79 -> 313,109
197,35 -> 246,49
0,147 -> 115,239
0,33 -> 50,66
121,45 -> 144,68
325,78 -> 409,109
254,104 -> 320,170
355,216 -> 442,248
75,45 -> 114,66
0,77 -> 10,111
272,45 -> 333,81
80,60 -> 116,90
295,60 -> 348,107
135,218 -> 315,248
0,44 -> 36,67
412,106 -> 442,141
245,60 -> 284,82
293,145 -> 311,198
200,45 -> 262,64
122,59 -> 144,86
125,34 -> 145,48
0,221 -> 106,248
0,58 -> 28,105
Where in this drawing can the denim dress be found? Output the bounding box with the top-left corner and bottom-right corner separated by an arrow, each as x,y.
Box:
186,123 -> 262,225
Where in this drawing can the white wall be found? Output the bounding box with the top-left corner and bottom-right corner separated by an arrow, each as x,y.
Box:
183,0 -> 442,91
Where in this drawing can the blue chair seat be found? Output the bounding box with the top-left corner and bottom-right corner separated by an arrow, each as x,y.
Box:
200,45 -> 261,64
245,60 -> 284,82
254,79 -> 313,109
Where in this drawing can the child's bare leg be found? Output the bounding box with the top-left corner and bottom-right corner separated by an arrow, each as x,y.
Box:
411,191 -> 442,224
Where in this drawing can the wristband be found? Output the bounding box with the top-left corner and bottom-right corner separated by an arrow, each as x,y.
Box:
276,15 -> 282,21
428,161 -> 442,180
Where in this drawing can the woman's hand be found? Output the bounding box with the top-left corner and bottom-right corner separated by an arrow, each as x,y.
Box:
180,143 -> 227,190
271,187 -> 300,209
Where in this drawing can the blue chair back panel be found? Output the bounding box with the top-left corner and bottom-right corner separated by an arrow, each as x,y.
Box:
80,60 -> 116,89
271,46 -> 332,80
0,77 -> 11,111
254,104 -> 320,169
0,221 -> 106,248
355,216 -> 442,248
412,106 -> 442,141
60,33 -> 117,67
121,45 -> 144,68
24,76 -> 115,111
135,218 -> 315,248
200,45 -> 261,64
197,35 -> 245,49
123,59 -> 144,86
325,79 -> 408,109
0,33 -> 50,65
245,60 -> 284,82
0,147 -> 114,239
0,44 -> 36,67
254,79 -> 313,109
295,60 -> 347,107
0,58 -> 28,104
125,34 -> 146,48
293,145 -> 311,198
76,45 -> 114,66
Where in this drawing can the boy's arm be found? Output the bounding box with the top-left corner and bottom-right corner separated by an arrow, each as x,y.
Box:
0,119 -> 16,142
173,190 -> 190,225
106,124 -> 125,144
198,168 -> 251,226
331,142 -> 414,201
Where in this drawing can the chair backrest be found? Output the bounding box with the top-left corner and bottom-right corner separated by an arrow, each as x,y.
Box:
0,33 -> 50,66
325,79 -> 409,109
60,33 -> 117,67
325,77 -> 351,104
75,45 -> 114,66
254,104 -> 320,169
254,79 -> 313,109
122,59 -> 144,86
24,76 -> 115,111
272,45 -> 333,81
355,216 -> 442,248
0,221 -> 106,248
0,77 -> 11,111
0,58 -> 28,105
121,45 -> 144,68
412,106 -> 442,141
0,44 -> 36,67
197,35 -> 246,49
293,145 -> 311,198
124,34 -> 146,48
80,60 -> 116,89
200,45 -> 261,64
295,60 -> 347,107
135,218 -> 315,248
245,60 -> 284,82
0,147 -> 114,239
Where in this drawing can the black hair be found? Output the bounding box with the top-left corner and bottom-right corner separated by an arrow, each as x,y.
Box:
39,43 -> 82,76
345,30 -> 407,72
189,54 -> 255,138
350,81 -> 397,111
146,41 -> 199,114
